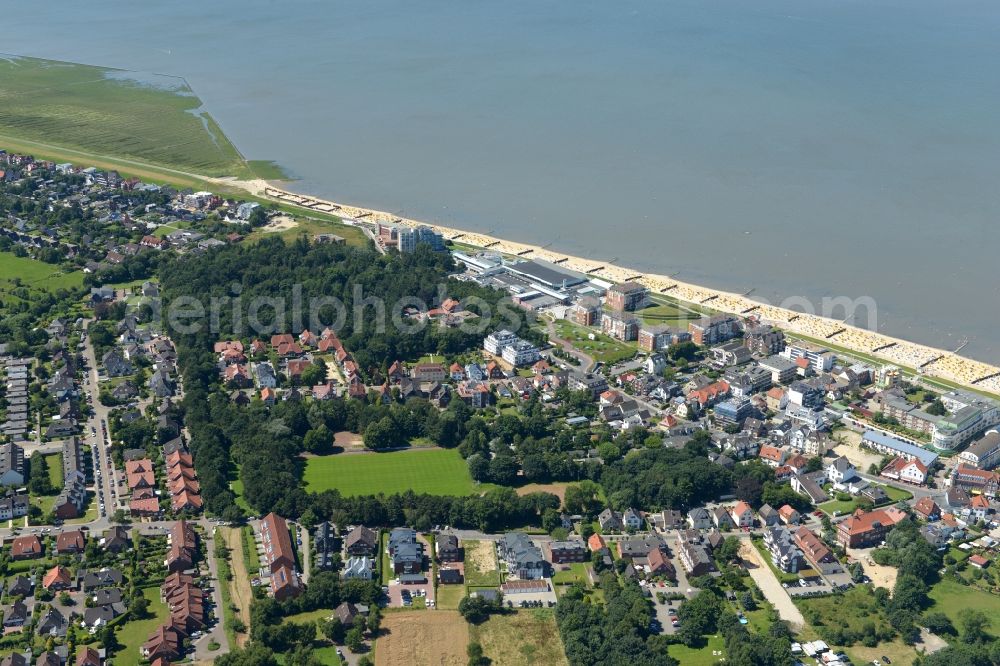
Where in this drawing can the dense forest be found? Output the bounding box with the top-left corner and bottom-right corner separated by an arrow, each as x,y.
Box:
556,573 -> 676,666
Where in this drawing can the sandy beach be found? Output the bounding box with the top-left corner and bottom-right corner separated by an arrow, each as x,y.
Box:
234,179 -> 1000,397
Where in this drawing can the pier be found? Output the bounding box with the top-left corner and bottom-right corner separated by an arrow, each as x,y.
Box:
516,249 -> 533,256
919,355 -> 943,369
741,305 -> 760,315
700,295 -> 718,304
974,371 -> 1000,385
826,328 -> 846,339
872,342 -> 897,353
586,266 -> 605,274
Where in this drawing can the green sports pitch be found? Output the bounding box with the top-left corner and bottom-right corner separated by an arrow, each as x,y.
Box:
303,448 -> 475,497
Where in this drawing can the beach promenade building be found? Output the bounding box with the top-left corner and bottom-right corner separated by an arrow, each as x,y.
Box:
688,315 -> 741,346
959,430 -> 1000,470
605,282 -> 649,312
781,343 -> 835,373
601,311 -> 640,342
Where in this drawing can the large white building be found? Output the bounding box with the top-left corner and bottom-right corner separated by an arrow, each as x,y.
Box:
781,344 -> 835,373
484,330 -> 540,367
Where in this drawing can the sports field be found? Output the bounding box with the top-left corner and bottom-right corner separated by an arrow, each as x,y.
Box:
0,55 -> 257,178
303,448 -> 475,496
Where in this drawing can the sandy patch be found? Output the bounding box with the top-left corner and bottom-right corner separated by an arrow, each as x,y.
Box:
847,547 -> 898,590
334,431 -> 364,449
515,483 -> 569,504
376,611 -> 468,666
739,541 -> 805,630
221,527 -> 252,647
465,540 -> 498,576
261,214 -> 298,233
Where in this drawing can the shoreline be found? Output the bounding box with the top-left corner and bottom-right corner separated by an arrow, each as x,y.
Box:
175,178 -> 1000,398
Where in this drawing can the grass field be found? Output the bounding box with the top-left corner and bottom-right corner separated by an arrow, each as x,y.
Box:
667,634 -> 726,665
43,452 -> 64,489
470,610 -> 568,666
0,55 -> 253,178
795,586 -> 918,664
928,577 -> 1000,640
245,215 -> 369,247
552,320 -> 636,365
113,586 -> 168,666
0,252 -> 83,290
551,562 -> 590,586
435,584 -> 466,610
376,611 -> 468,666
303,448 -> 475,496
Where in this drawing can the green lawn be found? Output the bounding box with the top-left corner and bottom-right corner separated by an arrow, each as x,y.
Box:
112,586 -> 168,666
928,577 -> 1000,640
818,498 -> 859,517
883,485 -> 913,502
795,585 -> 917,663
282,608 -> 335,626
552,320 -> 636,365
245,215 -> 368,248
819,483 -> 911,516
43,452 -> 64,490
0,56 -> 250,177
0,253 -> 83,290
303,448 -> 475,496
436,584 -> 466,610
551,562 -> 590,586
667,634 -> 726,665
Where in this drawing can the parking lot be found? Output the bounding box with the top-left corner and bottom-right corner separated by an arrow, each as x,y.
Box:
386,580 -> 435,608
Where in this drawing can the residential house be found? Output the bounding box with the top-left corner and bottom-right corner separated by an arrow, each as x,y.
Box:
880,457 -> 929,485
345,526 -> 378,556
436,535 -> 462,563
10,535 -> 43,560
342,556 -> 373,581
758,445 -> 787,468
826,456 -> 858,484
677,531 -> 715,576
712,506 -> 735,530
622,508 -> 643,530
0,443 -> 25,486
794,527 -> 836,570
730,501 -> 754,528
55,529 -> 85,555
758,504 -> 780,526
913,497 -> 941,521
498,532 -> 547,579
687,507 -> 713,530
3,600 -> 28,628
37,607 -> 68,637
166,520 -> 198,573
42,565 -> 72,590
598,508 -> 624,532
547,539 -> 588,564
387,528 -> 424,574
764,525 -> 802,573
791,474 -> 830,504
778,505 -> 801,525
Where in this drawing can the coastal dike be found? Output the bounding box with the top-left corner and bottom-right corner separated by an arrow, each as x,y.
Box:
246,181 -> 1000,397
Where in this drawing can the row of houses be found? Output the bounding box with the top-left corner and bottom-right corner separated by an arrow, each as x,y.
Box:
144,522 -> 207,662
260,513 -> 302,601
1,358 -> 32,441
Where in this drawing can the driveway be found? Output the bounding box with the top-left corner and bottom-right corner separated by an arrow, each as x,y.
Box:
739,541 -> 805,630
